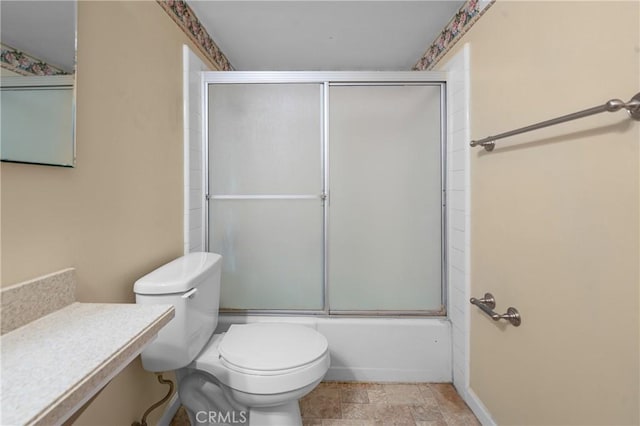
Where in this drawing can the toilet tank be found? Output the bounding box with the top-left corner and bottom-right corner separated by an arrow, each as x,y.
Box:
134,252 -> 222,372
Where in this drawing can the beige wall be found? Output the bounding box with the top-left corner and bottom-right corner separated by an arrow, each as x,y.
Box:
1,68 -> 21,76
1,2 -> 216,424
438,1 -> 639,424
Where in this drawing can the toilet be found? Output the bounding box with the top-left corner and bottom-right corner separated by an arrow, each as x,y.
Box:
133,252 -> 330,426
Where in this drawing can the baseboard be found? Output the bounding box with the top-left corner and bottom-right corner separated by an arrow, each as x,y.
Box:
156,393 -> 180,426
462,387 -> 496,426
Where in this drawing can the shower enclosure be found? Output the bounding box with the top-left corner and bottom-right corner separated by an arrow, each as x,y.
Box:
205,72 -> 446,316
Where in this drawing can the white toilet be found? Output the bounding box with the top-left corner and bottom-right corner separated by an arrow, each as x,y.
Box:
134,252 -> 330,426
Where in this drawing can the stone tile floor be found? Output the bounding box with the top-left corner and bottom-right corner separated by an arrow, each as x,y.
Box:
171,382 -> 479,426
300,382 -> 479,426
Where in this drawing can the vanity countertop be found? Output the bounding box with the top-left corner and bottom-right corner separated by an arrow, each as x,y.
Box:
1,302 -> 174,426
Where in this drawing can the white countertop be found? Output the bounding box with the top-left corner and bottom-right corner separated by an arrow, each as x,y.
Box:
1,302 -> 174,426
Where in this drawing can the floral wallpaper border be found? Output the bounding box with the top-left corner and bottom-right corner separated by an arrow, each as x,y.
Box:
158,0 -> 489,72
413,0 -> 495,71
157,0 -> 234,71
0,44 -> 69,76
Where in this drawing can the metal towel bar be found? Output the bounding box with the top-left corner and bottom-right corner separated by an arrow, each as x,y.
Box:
470,293 -> 521,326
470,92 -> 640,151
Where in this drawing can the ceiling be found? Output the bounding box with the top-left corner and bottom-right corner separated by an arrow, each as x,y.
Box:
0,1 -> 75,73
188,1 -> 465,71
0,1 -> 463,73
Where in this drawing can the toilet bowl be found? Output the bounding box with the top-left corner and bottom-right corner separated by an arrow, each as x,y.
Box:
183,325 -> 329,425
134,252 -> 330,426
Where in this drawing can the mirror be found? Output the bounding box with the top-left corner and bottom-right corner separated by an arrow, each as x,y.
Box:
0,1 -> 76,167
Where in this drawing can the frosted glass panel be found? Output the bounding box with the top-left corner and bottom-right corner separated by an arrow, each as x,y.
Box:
210,199 -> 323,310
328,85 -> 442,311
209,84 -> 321,195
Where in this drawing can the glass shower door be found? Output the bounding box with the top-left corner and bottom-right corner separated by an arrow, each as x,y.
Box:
208,83 -> 324,311
327,84 -> 443,312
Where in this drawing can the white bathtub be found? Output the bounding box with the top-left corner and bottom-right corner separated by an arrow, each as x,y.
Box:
215,315 -> 452,383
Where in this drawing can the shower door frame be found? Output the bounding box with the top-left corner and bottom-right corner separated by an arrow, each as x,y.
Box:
203,71 -> 448,317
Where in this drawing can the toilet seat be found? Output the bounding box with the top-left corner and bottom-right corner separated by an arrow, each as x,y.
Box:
219,323 -> 329,374
192,323 -> 330,395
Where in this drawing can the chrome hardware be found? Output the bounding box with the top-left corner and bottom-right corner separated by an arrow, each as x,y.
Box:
181,288 -> 198,299
474,293 -> 495,309
470,292 -> 521,327
206,194 -> 321,200
629,92 -> 640,120
470,91 -> 640,151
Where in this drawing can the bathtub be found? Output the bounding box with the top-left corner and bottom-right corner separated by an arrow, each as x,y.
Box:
215,314 -> 452,383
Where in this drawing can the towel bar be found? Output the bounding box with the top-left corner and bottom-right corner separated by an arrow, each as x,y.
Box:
470,92 -> 640,151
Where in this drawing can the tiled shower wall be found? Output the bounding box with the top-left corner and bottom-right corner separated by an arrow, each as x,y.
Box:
441,44 -> 471,394
183,46 -> 207,254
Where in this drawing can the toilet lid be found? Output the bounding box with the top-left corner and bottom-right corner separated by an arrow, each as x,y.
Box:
218,323 -> 328,372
